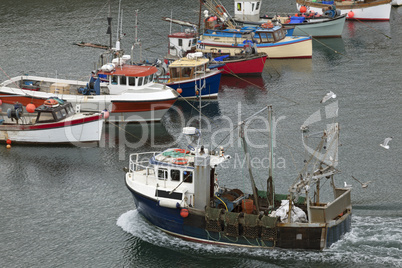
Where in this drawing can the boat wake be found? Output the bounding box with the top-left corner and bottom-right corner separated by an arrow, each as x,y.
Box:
117,210 -> 402,266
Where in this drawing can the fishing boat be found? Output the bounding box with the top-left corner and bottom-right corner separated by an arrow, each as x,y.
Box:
156,53 -> 222,99
296,0 -> 392,21
233,0 -> 346,38
0,62 -> 178,123
198,25 -> 312,59
124,105 -> 352,250
0,98 -> 104,143
209,53 -> 268,76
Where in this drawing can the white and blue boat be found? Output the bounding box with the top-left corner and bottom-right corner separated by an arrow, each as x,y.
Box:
157,53 -> 222,99
233,0 -> 346,38
198,24 -> 312,59
124,106 -> 352,250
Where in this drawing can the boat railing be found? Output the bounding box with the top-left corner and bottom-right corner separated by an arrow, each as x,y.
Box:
309,188 -> 351,223
129,152 -> 160,183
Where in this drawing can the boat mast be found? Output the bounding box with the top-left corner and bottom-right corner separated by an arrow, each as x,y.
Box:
107,0 -> 113,49
267,105 -> 274,208
131,9 -> 142,63
239,121 -> 260,214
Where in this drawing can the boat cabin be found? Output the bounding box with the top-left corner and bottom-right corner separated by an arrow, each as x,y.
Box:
34,99 -> 75,123
254,26 -> 286,43
234,0 -> 262,21
97,64 -> 159,94
168,57 -> 209,82
168,31 -> 198,58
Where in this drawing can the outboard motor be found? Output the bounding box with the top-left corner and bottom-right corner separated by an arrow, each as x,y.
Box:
7,103 -> 23,123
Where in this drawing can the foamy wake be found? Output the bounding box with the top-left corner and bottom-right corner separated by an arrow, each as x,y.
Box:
117,211 -> 402,266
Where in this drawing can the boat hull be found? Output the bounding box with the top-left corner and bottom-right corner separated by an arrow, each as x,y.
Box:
198,37 -> 312,59
126,184 -> 352,250
166,70 -> 222,99
239,15 -> 346,38
217,54 -> 267,76
290,15 -> 346,37
296,0 -> 392,21
0,114 -> 103,143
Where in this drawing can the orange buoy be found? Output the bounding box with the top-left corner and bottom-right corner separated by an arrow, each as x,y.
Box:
6,144 -> 11,149
348,11 -> 354,18
177,88 -> 183,94
26,103 -> 36,113
180,208 -> 189,218
6,139 -> 11,145
300,6 -> 307,13
173,158 -> 188,165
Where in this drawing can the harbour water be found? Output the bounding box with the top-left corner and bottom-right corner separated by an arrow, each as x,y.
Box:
0,0 -> 401,267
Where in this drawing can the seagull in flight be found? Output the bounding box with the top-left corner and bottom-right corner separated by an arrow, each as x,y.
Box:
320,91 -> 336,103
351,176 -> 372,189
380,137 -> 392,149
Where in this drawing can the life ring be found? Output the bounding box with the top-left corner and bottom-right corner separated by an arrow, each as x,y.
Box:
173,158 -> 188,165
44,98 -> 59,107
174,149 -> 190,154
216,5 -> 227,15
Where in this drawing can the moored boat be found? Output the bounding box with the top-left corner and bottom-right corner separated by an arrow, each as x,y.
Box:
296,0 -> 392,21
0,98 -> 104,144
124,105 -> 352,250
198,25 -> 312,59
209,53 -> 268,76
234,0 -> 347,38
156,53 -> 222,99
0,64 -> 178,123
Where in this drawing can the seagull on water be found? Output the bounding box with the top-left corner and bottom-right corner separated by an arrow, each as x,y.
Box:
344,181 -> 352,188
320,91 -> 336,103
351,176 -> 372,189
380,137 -> 392,149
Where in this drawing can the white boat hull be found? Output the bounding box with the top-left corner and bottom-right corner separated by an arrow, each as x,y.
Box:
198,37 -> 312,59
296,1 -> 392,20
0,114 -> 103,143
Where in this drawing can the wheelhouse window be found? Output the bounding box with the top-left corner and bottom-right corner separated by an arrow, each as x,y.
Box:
170,67 -> 180,79
252,3 -> 255,11
36,112 -> 55,123
138,77 -> 143,86
120,75 -> 127,85
237,3 -> 241,11
256,2 -> 260,10
178,39 -> 183,46
258,32 -> 274,43
55,110 -> 64,120
183,171 -> 193,183
171,169 -> 180,181
66,105 -> 74,115
181,67 -> 192,78
129,77 -> 136,86
111,75 -> 118,84
144,75 -> 149,85
158,168 -> 168,180
192,38 -> 197,46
